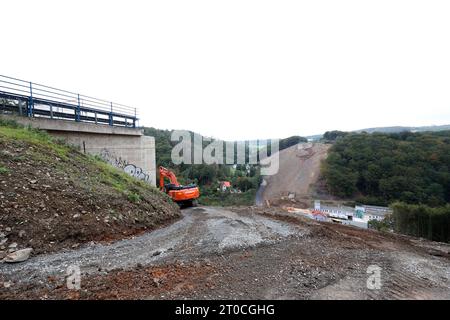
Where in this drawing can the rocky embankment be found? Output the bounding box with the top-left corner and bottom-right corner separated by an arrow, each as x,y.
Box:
0,120 -> 180,261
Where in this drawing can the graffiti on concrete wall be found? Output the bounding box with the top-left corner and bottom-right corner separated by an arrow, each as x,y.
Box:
100,148 -> 128,168
123,164 -> 150,182
100,148 -> 150,182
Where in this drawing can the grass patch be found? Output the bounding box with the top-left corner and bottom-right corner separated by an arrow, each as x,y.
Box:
0,122 -> 70,160
0,166 -> 9,174
96,160 -> 134,192
90,155 -> 160,198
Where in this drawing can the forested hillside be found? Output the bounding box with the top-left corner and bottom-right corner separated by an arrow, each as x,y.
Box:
323,131 -> 450,206
323,130 -> 450,242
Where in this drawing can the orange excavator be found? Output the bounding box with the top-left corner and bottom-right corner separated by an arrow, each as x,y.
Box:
159,166 -> 200,207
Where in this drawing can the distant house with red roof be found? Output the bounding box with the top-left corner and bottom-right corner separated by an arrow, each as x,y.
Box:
219,181 -> 231,192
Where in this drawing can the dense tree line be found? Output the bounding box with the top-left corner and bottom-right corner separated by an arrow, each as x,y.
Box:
144,127 -> 174,168
322,130 -> 349,141
391,202 -> 450,242
323,131 -> 450,207
279,135 -> 308,150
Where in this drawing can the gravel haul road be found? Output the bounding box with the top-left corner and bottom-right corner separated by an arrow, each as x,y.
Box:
1,206 -> 449,300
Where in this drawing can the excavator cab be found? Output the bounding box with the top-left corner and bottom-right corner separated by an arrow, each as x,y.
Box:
159,166 -> 200,207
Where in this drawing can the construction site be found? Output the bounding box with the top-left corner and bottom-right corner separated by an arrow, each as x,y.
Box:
1,7 -> 450,320
0,84 -> 449,301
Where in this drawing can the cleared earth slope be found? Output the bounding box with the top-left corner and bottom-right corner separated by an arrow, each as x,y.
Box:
257,143 -> 330,207
0,119 -> 180,257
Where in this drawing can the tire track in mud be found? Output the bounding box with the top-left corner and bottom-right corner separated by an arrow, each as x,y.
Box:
370,253 -> 450,300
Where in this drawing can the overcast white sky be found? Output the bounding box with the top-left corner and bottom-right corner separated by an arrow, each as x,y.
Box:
1,1 -> 449,140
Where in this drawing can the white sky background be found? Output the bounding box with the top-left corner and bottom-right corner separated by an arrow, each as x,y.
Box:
1,0 -> 449,141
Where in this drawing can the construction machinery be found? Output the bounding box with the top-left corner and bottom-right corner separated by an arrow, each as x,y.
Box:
159,166 -> 200,207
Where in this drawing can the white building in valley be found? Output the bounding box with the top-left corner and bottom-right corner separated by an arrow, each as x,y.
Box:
313,201 -> 392,229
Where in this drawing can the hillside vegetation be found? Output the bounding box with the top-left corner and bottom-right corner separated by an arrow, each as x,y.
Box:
0,118 -> 180,256
391,202 -> 450,243
144,128 -> 308,206
323,130 -> 450,242
323,131 -> 450,206
308,124 -> 450,141
144,127 -> 260,205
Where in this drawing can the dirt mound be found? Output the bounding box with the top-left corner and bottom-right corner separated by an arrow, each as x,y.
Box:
0,121 -> 180,256
257,143 -> 330,206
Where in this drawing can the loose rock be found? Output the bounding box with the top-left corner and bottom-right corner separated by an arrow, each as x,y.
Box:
152,250 -> 162,256
3,248 -> 33,263
8,242 -> 18,249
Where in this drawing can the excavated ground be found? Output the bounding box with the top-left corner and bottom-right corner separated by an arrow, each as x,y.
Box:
1,206 -> 449,300
0,124 -> 180,257
257,143 -> 332,207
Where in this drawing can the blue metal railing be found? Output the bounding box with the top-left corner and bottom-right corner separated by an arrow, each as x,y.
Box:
0,75 -> 138,128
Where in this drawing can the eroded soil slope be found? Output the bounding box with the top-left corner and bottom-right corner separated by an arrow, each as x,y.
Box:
257,143 -> 331,206
0,122 -> 180,257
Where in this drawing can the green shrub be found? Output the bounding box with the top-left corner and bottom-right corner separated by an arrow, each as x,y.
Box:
368,215 -> 393,232
128,192 -> 141,203
0,166 -> 9,174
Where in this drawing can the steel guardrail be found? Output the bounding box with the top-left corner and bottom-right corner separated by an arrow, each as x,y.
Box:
0,75 -> 139,128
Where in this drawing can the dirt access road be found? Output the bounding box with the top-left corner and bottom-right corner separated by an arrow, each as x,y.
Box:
1,206 -> 449,299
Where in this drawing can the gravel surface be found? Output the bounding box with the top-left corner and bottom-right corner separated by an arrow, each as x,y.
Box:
0,207 -> 301,285
1,206 -> 449,300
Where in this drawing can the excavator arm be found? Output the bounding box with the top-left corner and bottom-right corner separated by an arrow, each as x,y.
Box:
159,166 -> 179,189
